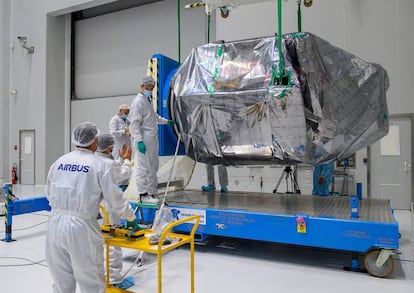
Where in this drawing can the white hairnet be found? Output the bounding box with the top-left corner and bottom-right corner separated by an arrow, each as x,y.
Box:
141,76 -> 155,86
97,134 -> 115,152
119,104 -> 129,110
72,122 -> 100,147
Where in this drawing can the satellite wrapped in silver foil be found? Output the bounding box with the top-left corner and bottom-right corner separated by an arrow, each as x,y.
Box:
170,33 -> 389,165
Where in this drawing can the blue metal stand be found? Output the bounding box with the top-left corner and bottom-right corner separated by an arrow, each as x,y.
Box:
2,184 -> 15,242
2,183 -> 51,242
350,196 -> 359,219
152,53 -> 186,156
356,182 -> 362,200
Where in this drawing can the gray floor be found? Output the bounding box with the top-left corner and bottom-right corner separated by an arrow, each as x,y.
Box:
1,184 -> 413,292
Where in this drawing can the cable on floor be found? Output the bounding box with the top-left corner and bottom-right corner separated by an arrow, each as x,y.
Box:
0,256 -> 48,268
0,220 -> 48,233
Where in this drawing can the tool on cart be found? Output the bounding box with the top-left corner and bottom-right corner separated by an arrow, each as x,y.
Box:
100,204 -> 145,239
101,224 -> 145,239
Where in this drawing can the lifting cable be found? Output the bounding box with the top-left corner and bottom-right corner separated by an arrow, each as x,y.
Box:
184,2 -> 214,91
207,12 -> 211,43
276,0 -> 285,84
177,0 -> 181,63
267,0 -> 290,99
297,0 -> 302,32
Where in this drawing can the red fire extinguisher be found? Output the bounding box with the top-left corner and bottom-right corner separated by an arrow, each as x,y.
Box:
11,163 -> 18,184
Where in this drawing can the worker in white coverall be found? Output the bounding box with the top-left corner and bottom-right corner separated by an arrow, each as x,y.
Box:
202,164 -> 229,193
96,134 -> 134,289
45,122 -> 139,293
109,104 -> 131,160
128,76 -> 175,203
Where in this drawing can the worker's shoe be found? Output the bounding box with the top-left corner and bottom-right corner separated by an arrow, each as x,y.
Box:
140,193 -> 159,204
201,184 -> 215,192
221,186 -> 228,193
113,276 -> 135,289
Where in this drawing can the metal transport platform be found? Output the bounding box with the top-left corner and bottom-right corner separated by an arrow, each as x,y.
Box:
2,183 -> 399,277
166,190 -> 399,277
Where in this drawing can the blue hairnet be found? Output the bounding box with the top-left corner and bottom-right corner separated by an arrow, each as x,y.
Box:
72,122 -> 100,147
97,134 -> 115,152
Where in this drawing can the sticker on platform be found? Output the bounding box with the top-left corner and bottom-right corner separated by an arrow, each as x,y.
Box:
170,208 -> 206,225
296,216 -> 307,233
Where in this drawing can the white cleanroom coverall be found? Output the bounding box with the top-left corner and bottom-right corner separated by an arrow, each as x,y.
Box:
109,114 -> 131,160
129,92 -> 168,195
45,148 -> 135,293
206,164 -> 228,187
95,151 -> 132,284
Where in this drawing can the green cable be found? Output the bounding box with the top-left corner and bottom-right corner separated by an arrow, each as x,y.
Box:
177,0 -> 181,63
297,1 -> 302,32
277,0 -> 284,82
207,13 -> 211,43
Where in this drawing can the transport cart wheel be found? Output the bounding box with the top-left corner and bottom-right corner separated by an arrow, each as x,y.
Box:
364,249 -> 394,278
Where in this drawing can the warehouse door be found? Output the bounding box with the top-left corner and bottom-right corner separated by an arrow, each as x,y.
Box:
369,116 -> 412,210
19,130 -> 35,185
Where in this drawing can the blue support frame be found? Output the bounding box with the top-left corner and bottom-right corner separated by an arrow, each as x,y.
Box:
152,53 -> 185,156
2,184 -> 51,242
2,184 -> 14,242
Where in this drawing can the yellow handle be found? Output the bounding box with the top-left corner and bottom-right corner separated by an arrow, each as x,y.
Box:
99,205 -> 110,225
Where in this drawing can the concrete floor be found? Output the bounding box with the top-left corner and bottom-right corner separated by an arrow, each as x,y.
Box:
1,184 -> 413,292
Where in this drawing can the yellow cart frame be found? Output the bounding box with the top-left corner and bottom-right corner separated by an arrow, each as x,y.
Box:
101,210 -> 200,293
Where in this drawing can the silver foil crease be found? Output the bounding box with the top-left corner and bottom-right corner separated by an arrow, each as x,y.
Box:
170,33 -> 389,166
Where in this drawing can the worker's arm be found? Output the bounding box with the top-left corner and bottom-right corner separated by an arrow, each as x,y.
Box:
128,99 -> 144,142
113,146 -> 132,184
101,166 -> 135,221
44,163 -> 54,199
109,117 -> 127,138
156,114 -> 169,125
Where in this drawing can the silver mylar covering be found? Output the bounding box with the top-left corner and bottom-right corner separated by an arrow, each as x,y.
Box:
170,33 -> 389,166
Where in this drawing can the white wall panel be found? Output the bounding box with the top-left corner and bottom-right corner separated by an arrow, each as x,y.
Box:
74,0 -> 208,99
396,0 -> 414,113
0,0 -> 11,180
71,94 -> 135,139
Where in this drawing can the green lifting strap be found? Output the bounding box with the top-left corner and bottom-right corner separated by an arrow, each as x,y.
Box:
277,0 -> 284,81
208,44 -> 224,94
177,0 -> 181,63
297,0 -> 302,32
207,12 -> 211,43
